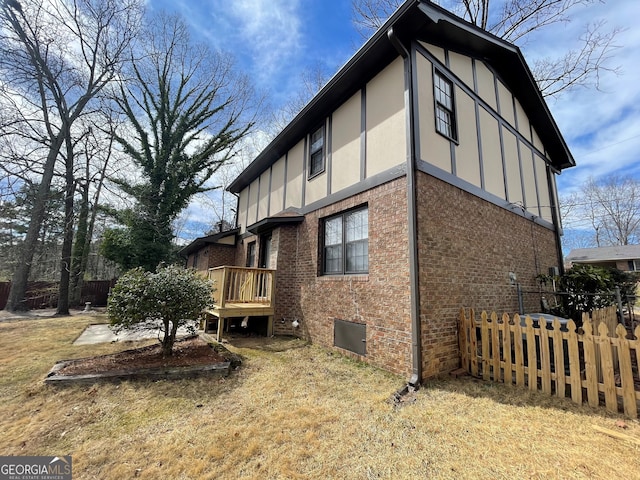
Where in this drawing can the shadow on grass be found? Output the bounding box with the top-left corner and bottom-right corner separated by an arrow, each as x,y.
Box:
422,374 -> 626,420
222,334 -> 309,352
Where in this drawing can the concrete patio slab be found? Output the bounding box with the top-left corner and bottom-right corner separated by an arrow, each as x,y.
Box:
73,321 -> 198,345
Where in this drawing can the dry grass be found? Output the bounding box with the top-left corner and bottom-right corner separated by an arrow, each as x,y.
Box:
1,314 -> 639,479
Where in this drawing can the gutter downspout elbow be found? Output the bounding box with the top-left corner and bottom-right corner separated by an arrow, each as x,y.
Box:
388,27 -> 422,389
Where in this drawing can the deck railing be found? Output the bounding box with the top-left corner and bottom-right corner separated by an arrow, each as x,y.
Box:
207,266 -> 275,308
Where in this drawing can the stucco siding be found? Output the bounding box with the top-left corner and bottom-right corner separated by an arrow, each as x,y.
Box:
270,156 -> 286,215
285,140 -> 305,209
497,80 -> 515,127
448,51 -> 474,89
258,170 -> 270,220
475,61 -> 497,111
478,107 -> 504,198
455,87 -> 481,186
331,91 -> 362,193
503,129 -> 523,205
365,58 -> 406,177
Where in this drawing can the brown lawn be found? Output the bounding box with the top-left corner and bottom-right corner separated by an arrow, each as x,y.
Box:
0,313 -> 638,479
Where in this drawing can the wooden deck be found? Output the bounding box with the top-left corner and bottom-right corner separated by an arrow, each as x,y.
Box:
202,266 -> 275,341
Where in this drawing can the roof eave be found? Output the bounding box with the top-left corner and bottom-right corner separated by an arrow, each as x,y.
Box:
228,1 -> 420,194
229,0 -> 575,193
177,228 -> 240,257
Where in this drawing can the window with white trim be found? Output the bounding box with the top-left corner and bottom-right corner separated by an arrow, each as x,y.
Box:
322,207 -> 368,275
309,124 -> 325,178
434,70 -> 457,141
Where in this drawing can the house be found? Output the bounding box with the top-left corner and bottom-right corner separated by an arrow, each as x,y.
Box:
566,245 -> 640,272
184,0 -> 574,385
179,228 -> 239,273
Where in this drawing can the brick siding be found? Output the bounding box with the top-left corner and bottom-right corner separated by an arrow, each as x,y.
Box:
415,172 -> 561,377
187,244 -> 237,273
269,177 -> 413,376
222,173 -> 561,381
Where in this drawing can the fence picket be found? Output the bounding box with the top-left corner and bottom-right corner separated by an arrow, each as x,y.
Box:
524,316 -> 537,390
582,321 -> 600,408
539,317 -> 552,394
502,313 -> 513,385
481,312 -> 490,381
469,309 -> 479,377
491,312 -> 501,382
513,315 -> 525,387
566,320 -> 582,405
458,308 -> 639,418
615,324 -> 636,419
595,323 -> 617,413
551,318 -> 566,398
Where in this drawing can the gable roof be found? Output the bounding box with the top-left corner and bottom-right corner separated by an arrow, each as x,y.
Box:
566,245 -> 640,263
229,0 -> 574,194
177,228 -> 239,257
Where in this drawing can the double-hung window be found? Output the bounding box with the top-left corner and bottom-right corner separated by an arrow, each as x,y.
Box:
434,70 -> 457,141
323,207 -> 368,275
309,124 -> 325,178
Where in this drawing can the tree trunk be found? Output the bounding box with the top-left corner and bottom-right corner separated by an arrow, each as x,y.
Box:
56,148 -> 76,315
4,135 -> 65,312
70,182 -> 89,306
161,318 -> 179,357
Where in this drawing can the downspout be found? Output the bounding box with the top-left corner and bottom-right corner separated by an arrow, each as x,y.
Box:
388,27 -> 422,389
547,167 -> 565,275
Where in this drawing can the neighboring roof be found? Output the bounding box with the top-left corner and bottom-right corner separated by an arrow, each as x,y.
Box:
177,228 -> 239,257
228,0 -> 574,194
247,210 -> 305,235
566,245 -> 640,263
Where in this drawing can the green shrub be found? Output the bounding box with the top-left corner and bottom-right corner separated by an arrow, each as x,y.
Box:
107,264 -> 214,356
543,264 -> 639,323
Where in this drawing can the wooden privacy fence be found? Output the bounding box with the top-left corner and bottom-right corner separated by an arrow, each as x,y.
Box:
0,280 -> 116,309
459,307 -> 640,418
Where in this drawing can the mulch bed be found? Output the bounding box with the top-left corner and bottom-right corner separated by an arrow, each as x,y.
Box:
53,336 -> 229,377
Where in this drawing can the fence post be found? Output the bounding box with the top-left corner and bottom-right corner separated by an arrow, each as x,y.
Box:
615,287 -> 624,324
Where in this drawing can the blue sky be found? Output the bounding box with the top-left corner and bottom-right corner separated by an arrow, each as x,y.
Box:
149,0 -> 640,242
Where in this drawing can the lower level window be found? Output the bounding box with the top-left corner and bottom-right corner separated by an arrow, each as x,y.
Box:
323,206 -> 368,274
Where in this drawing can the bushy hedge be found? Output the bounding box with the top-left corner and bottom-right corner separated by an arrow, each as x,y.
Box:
107,264 -> 214,356
542,264 -> 639,323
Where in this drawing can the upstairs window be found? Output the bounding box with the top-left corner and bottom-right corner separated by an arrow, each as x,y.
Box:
309,124 -> 325,178
434,71 -> 457,141
323,207 -> 368,275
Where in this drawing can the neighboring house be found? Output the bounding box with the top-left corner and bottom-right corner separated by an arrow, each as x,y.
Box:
566,246 -> 640,272
191,0 -> 574,384
179,229 -> 239,274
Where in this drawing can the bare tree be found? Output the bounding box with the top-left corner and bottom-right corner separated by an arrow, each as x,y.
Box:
351,0 -> 620,98
0,0 -> 142,312
103,12 -> 257,271
560,176 -> 640,251
68,111 -> 121,306
583,176 -> 640,246
269,61 -> 332,134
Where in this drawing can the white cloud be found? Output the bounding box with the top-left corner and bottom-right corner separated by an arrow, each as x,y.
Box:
173,0 -> 304,94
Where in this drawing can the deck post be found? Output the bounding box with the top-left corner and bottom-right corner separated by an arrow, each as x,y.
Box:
216,315 -> 224,342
